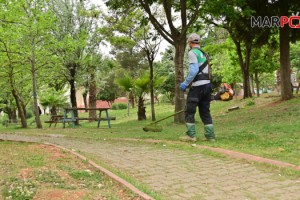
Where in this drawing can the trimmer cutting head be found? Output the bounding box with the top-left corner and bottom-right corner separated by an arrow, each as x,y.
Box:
143,124 -> 163,132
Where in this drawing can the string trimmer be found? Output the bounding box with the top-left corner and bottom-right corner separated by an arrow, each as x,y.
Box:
142,110 -> 185,132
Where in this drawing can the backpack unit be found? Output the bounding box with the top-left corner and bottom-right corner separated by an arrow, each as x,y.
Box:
191,47 -> 212,81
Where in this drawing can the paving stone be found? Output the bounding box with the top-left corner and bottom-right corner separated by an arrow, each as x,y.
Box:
1,134 -> 300,200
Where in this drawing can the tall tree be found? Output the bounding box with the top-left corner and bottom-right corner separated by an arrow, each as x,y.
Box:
250,43 -> 279,96
156,47 -> 176,104
1,0 -> 57,128
137,23 -> 162,121
0,0 -> 29,127
203,0 -> 274,98
81,7 -> 103,118
203,37 -> 242,88
274,0 -> 300,100
49,0 -> 101,121
106,0 -> 202,123
100,9 -> 148,109
21,0 -> 57,128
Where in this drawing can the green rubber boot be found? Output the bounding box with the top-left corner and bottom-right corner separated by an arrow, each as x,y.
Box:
180,123 -> 197,142
204,124 -> 215,142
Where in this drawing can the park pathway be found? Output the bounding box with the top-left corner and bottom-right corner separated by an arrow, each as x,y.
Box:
0,133 -> 300,200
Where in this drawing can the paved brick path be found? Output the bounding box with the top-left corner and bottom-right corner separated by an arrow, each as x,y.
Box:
1,133 -> 300,200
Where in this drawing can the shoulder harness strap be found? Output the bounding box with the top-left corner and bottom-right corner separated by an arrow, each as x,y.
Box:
191,47 -> 210,81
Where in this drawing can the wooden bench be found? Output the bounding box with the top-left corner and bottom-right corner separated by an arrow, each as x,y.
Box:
44,115 -> 64,127
75,117 -> 116,121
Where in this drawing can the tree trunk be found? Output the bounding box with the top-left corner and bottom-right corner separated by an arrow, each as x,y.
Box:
234,40 -> 252,98
149,59 -> 156,121
276,70 -> 281,94
250,74 -> 255,95
69,78 -> 78,120
254,72 -> 260,97
83,90 -> 88,112
174,42 -> 186,123
11,89 -> 27,128
89,73 -> 97,119
30,36 -> 42,128
129,92 -> 135,109
279,0 -> 292,100
51,106 -> 57,115
31,69 -> 42,128
5,103 -> 17,123
68,62 -> 78,124
137,96 -> 146,120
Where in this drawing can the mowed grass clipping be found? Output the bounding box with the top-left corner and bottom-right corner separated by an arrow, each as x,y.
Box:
0,141 -> 141,200
1,93 -> 300,165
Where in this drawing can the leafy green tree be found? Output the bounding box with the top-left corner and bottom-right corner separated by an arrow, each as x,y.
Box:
106,0 -> 202,123
259,73 -> 276,93
160,74 -> 176,104
116,72 -> 150,120
135,74 -> 150,120
202,0 -> 274,99
100,10 -> 146,72
274,0 -> 300,100
97,71 -> 121,106
0,0 -> 29,127
250,44 -> 279,96
100,9 -> 148,110
115,74 -> 134,116
202,35 -> 242,88
0,0 -> 58,128
101,8 -> 162,121
49,0 -> 101,122
39,88 -> 68,115
137,21 -> 162,121
81,53 -> 107,118
0,92 -> 17,123
156,47 -> 177,104
22,0 -> 58,128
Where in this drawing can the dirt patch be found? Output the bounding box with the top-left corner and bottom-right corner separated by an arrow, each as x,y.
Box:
33,190 -> 86,200
264,99 -> 284,108
38,144 -> 66,160
19,168 -> 34,179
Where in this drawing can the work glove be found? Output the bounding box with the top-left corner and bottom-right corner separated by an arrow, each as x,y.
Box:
179,82 -> 188,91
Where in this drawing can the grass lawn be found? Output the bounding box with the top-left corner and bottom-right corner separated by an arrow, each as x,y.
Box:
0,141 -> 140,200
1,92 -> 300,166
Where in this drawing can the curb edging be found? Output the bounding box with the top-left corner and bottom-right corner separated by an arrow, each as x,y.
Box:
44,142 -> 154,200
0,138 -> 153,200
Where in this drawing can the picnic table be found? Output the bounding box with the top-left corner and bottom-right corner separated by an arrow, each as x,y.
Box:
62,107 -> 114,128
44,115 -> 64,127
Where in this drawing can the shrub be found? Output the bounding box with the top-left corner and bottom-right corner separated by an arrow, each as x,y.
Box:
111,103 -> 128,110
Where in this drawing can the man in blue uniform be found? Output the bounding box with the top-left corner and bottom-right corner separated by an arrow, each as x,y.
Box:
179,33 -> 215,142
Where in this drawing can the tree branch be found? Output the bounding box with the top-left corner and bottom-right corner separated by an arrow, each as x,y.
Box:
180,0 -> 187,28
139,0 -> 174,45
182,1 -> 201,34
162,0 -> 177,35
